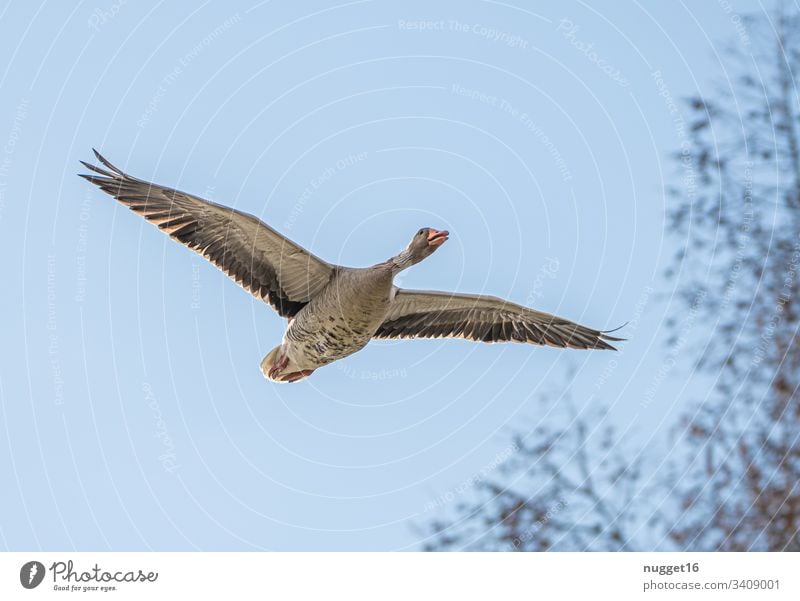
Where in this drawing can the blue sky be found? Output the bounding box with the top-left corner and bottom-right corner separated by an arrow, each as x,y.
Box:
0,0 -> 757,550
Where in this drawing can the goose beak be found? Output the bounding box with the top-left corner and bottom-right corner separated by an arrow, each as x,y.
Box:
427,229 -> 449,246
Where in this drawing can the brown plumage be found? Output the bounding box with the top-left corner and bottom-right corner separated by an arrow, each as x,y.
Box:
80,150 -> 622,383
376,290 -> 619,350
79,150 -> 333,318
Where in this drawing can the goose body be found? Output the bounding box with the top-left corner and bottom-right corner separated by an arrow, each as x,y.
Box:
80,150 -> 621,383
272,265 -> 395,380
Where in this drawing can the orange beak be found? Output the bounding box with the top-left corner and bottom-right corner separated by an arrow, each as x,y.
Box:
427,229 -> 449,246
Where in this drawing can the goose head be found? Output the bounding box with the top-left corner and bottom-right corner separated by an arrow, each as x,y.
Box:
409,226 -> 449,259
392,227 -> 449,271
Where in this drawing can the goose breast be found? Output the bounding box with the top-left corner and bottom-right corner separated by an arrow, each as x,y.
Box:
286,266 -> 394,367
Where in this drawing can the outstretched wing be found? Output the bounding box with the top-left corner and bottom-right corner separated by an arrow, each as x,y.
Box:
80,149 -> 334,318
375,288 -> 621,350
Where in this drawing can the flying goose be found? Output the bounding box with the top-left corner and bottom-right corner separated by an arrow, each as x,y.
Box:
80,150 -> 621,383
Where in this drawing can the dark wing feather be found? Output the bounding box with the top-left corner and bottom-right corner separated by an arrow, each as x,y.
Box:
79,150 -> 334,318
375,288 -> 622,350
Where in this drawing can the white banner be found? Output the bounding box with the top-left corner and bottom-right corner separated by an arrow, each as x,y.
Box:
1,552 -> 796,600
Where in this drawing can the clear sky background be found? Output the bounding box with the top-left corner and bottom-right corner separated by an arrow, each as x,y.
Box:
0,0 -> 760,550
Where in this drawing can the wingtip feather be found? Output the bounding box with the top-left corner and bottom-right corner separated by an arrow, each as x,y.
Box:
91,148 -> 125,176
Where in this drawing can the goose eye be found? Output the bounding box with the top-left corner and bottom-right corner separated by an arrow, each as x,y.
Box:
418,229 -> 425,236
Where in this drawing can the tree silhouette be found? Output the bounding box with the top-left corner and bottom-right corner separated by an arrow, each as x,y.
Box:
666,5 -> 800,551
421,385 -> 653,551
421,5 -> 800,552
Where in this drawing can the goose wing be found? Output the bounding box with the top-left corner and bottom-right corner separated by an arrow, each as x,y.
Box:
80,150 -> 334,318
375,288 -> 621,350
